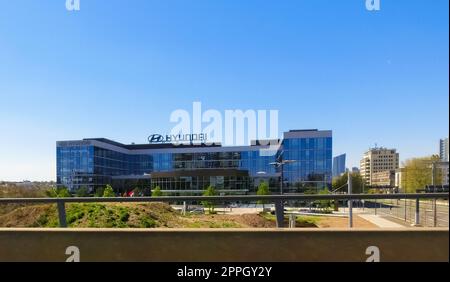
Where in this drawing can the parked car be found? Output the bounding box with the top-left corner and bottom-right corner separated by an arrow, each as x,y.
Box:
189,207 -> 205,214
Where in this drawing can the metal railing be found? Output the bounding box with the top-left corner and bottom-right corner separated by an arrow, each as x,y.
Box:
364,198 -> 449,227
1,193 -> 448,228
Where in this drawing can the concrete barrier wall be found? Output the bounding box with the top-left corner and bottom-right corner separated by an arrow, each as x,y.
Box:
0,228 -> 448,262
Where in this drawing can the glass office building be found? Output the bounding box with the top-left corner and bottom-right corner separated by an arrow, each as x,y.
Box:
332,154 -> 346,178
56,129 -> 332,194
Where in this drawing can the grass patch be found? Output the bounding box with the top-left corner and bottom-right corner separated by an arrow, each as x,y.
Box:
296,216 -> 320,227
2,202 -> 290,229
186,221 -> 241,228
209,221 -> 241,228
140,217 -> 157,228
259,212 -> 319,227
186,222 -> 203,228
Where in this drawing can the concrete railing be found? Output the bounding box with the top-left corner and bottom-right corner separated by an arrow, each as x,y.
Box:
0,228 -> 448,262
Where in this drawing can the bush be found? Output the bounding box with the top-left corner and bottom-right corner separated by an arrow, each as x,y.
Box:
316,189 -> 332,211
152,186 -> 163,197
140,217 -> 157,228
94,187 -> 105,197
119,211 -> 130,222
102,185 -> 115,197
201,186 -> 218,213
256,181 -> 270,206
46,186 -> 72,198
67,212 -> 85,224
75,186 -> 90,197
36,214 -> 49,226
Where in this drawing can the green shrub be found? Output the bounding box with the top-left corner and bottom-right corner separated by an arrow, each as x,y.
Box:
67,210 -> 85,224
46,186 -> 72,198
94,187 -> 105,197
102,185 -> 115,197
36,214 -> 49,226
119,212 -> 130,222
256,181 -> 270,206
201,186 -> 218,213
75,186 -> 90,197
140,218 -> 157,228
152,186 -> 163,197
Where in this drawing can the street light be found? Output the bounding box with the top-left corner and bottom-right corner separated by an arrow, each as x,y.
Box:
429,161 -> 449,227
268,152 -> 297,228
269,158 -> 297,195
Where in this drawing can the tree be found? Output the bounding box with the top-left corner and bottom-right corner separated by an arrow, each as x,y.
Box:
201,185 -> 218,214
46,186 -> 72,198
402,155 -> 443,193
45,188 -> 58,198
75,186 -> 90,197
152,186 -> 163,197
316,189 -> 332,212
332,172 -> 364,194
94,187 -> 105,197
256,181 -> 270,209
102,185 -> 115,197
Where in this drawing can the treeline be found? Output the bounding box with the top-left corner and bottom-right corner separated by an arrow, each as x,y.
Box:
400,155 -> 445,193
0,183 -> 51,198
331,154 -> 445,194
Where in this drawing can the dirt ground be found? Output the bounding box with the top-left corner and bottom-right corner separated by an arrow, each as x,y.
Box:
0,204 -> 56,227
185,213 -> 378,228
186,214 -> 276,228
315,215 -> 377,228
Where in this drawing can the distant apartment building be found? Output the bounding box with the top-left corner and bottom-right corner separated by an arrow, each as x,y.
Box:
439,138 -> 449,185
395,168 -> 406,191
360,147 -> 399,185
351,167 -> 360,174
332,154 -> 346,178
440,138 -> 449,162
372,170 -> 396,187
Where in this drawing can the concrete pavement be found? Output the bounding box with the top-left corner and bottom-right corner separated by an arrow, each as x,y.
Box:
358,214 -> 405,228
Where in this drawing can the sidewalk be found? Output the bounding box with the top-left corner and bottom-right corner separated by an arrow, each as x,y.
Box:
358,214 -> 406,228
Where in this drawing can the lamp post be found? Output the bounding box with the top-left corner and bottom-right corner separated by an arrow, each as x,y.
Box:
429,161 -> 449,227
348,172 -> 353,228
269,151 -> 297,228
269,151 -> 297,195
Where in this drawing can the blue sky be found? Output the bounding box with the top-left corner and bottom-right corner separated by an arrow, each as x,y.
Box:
0,0 -> 448,181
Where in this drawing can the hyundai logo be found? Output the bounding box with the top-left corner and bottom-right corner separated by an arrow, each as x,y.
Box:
148,133 -> 208,144
148,134 -> 165,143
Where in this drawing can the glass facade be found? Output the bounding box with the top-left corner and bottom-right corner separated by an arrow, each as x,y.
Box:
282,136 -> 332,192
150,151 -> 276,176
57,143 -> 94,191
332,154 -> 346,178
57,130 -> 332,194
151,175 -> 251,195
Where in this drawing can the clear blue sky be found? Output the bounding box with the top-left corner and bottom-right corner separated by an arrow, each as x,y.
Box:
0,0 -> 448,181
